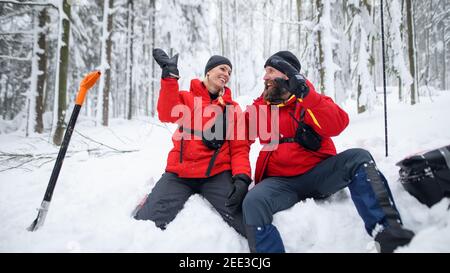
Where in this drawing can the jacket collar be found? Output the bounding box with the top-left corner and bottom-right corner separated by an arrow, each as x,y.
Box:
271,94 -> 297,107
254,93 -> 299,108
190,79 -> 233,105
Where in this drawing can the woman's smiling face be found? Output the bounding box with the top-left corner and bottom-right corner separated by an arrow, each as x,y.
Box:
206,64 -> 232,93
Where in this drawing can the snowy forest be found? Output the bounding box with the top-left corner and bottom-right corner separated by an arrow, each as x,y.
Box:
1,0 -> 450,253
0,0 -> 448,145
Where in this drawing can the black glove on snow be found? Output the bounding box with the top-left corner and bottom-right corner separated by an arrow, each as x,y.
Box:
152,48 -> 180,79
271,56 -> 309,98
225,174 -> 251,214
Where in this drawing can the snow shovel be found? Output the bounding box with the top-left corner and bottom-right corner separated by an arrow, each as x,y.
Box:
28,71 -> 101,232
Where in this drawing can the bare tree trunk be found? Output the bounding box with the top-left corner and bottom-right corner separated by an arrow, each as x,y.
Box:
287,0 -> 292,49
102,0 -> 113,126
392,0 -> 403,101
357,78 -> 366,113
343,0 -> 352,92
356,0 -> 373,114
263,0 -> 271,58
225,2 -> 231,58
232,0 -> 239,96
412,0 -> 420,103
444,0 -> 448,90
114,60 -> 120,118
399,0 -> 405,101
35,7 -> 48,134
406,0 -> 416,105
218,1 -> 225,55
127,0 -> 134,120
53,0 -> 71,145
296,0 -> 302,55
2,79 -> 8,120
316,0 -> 325,95
0,80 -> 3,119
149,0 -> 156,117
142,9 -> 148,118
25,98 -> 31,136
368,0 -> 376,93
441,14 -> 446,90
424,0 -> 432,88
400,0 -> 405,108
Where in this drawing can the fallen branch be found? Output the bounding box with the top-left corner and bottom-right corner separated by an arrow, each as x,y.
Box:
0,147 -> 138,172
74,130 -> 125,152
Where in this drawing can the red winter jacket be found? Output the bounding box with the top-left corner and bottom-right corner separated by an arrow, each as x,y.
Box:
157,78 -> 251,179
248,79 -> 349,183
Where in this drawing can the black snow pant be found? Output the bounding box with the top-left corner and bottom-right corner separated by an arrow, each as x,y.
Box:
134,170 -> 246,237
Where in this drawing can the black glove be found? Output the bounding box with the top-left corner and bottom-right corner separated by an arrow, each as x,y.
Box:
271,57 -> 309,98
152,48 -> 180,79
225,174 -> 251,214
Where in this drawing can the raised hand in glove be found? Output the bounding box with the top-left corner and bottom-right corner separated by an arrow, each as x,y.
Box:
152,48 -> 180,79
225,174 -> 252,214
271,56 -> 309,98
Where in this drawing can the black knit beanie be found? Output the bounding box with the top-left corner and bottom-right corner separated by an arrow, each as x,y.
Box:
264,51 -> 301,74
204,55 -> 232,75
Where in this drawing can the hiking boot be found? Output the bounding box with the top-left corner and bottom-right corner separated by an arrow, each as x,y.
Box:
374,227 -> 415,253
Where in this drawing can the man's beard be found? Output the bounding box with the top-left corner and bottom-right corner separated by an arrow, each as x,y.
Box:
263,79 -> 291,104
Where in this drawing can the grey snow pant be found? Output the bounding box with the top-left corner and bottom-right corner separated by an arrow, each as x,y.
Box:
134,171 -> 246,237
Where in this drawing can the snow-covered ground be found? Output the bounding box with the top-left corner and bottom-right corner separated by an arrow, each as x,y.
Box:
1,90 -> 449,253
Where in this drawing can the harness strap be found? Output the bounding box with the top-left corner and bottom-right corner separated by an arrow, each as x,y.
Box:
177,104 -> 229,177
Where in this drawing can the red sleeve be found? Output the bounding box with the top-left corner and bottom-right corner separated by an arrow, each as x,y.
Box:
300,80 -> 349,137
157,78 -> 186,123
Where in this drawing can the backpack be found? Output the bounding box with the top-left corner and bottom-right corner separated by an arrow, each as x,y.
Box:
396,145 -> 450,207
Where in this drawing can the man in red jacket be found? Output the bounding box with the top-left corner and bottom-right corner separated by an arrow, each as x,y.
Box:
243,51 -> 414,253
134,49 -> 251,237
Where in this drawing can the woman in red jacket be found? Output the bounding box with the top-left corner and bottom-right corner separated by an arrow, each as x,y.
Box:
134,49 -> 251,237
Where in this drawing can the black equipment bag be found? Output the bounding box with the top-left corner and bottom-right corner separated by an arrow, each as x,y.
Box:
396,145 -> 450,207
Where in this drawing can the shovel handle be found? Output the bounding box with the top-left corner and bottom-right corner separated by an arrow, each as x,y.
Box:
75,71 -> 101,106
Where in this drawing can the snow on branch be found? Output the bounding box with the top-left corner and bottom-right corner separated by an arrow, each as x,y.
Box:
0,54 -> 31,61
0,0 -> 57,9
